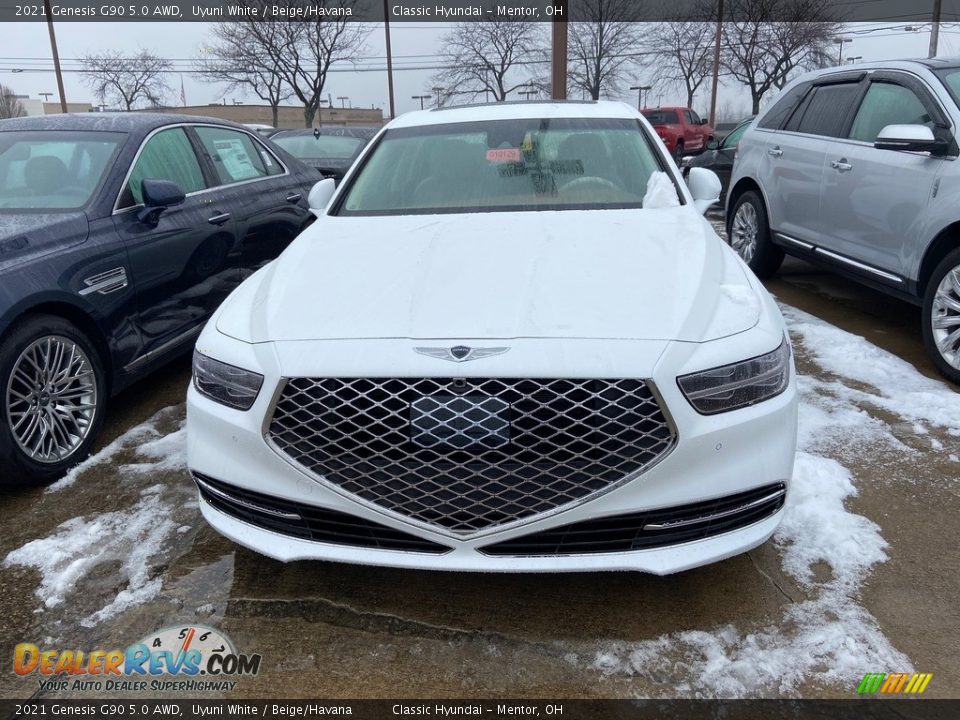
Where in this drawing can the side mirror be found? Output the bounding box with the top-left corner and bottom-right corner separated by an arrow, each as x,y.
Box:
308,178 -> 336,217
874,124 -> 943,154
699,118 -> 710,126
138,179 -> 185,223
706,138 -> 720,151
686,167 -> 722,214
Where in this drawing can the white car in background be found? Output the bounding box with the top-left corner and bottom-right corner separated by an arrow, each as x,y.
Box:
187,101 -> 798,573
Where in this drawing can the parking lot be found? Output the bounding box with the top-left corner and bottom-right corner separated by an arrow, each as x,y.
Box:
1,238 -> 957,700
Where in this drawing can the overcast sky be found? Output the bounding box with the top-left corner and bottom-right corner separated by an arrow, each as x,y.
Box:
0,21 -> 957,120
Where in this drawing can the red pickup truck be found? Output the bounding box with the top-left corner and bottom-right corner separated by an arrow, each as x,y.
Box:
641,107 -> 715,164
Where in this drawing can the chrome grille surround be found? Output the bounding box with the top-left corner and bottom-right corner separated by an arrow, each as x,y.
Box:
266,377 -> 677,536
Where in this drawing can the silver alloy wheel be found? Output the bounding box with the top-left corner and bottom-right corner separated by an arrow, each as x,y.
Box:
5,336 -> 98,464
932,263 -> 960,370
731,201 -> 759,263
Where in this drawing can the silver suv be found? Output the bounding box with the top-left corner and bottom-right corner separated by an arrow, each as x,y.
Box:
727,58 -> 960,383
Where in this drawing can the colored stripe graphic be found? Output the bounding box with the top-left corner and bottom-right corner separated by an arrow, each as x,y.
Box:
858,672 -> 933,695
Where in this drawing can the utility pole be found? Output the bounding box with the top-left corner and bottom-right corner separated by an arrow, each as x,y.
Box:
43,0 -> 67,113
551,0 -> 568,100
708,0 -> 724,127
383,0 -> 396,119
929,0 -> 942,58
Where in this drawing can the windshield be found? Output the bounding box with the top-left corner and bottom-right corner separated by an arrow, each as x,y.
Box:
935,68 -> 960,107
642,110 -> 679,124
337,118 -> 665,216
0,131 -> 123,210
273,133 -> 365,161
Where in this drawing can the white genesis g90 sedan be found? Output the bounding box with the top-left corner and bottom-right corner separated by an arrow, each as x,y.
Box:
187,101 -> 798,573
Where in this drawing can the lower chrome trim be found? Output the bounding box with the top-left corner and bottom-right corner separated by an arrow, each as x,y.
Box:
643,488 -> 787,531
194,474 -> 302,521
774,232 -> 814,251
124,324 -> 204,372
814,248 -> 904,283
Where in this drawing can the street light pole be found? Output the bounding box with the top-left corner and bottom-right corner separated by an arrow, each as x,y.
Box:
432,86 -> 443,107
42,0 -> 67,113
629,85 -> 652,110
835,36 -> 852,65
412,94 -> 430,109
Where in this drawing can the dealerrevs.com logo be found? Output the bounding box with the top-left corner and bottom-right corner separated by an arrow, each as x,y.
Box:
13,625 -> 261,693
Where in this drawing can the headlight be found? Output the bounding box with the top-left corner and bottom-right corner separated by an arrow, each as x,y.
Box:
192,350 -> 263,411
677,337 -> 790,414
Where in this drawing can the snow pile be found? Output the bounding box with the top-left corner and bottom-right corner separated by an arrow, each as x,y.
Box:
586,304 -> 916,697
782,305 -> 960,433
642,172 -> 680,209
6,405 -> 190,626
4,485 -> 176,627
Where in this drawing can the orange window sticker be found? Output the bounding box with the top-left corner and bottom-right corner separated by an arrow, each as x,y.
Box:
486,148 -> 522,162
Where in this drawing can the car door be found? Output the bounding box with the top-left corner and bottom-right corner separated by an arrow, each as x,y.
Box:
713,120 -> 752,196
817,74 -> 949,279
113,126 -> 241,358
762,78 -> 863,244
191,125 -> 308,279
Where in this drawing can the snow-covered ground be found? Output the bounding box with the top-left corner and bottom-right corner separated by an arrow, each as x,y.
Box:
3,302 -> 957,697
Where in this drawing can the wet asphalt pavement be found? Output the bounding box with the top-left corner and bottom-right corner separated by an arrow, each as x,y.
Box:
0,226 -> 958,700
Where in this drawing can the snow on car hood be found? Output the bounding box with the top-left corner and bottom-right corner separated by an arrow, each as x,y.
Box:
217,208 -> 760,343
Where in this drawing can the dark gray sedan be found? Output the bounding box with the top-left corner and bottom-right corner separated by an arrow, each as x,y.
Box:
0,112 -> 318,484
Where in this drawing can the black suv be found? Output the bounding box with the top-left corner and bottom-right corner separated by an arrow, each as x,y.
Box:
0,113 -> 317,484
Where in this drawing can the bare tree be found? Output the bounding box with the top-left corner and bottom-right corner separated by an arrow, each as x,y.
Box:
567,0 -> 644,100
721,0 -> 841,113
648,17 -> 716,108
267,1 -> 370,127
432,21 -> 544,103
197,17 -> 292,127
80,50 -> 173,110
1,84 -> 26,119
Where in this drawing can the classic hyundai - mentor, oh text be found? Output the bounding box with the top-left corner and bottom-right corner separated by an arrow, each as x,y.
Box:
187,101 -> 798,573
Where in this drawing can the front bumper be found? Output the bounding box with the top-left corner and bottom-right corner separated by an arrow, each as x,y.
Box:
187,332 -> 797,574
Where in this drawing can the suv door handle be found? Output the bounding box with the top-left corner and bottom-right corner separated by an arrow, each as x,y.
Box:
207,212 -> 231,226
831,159 -> 853,172
768,146 -> 783,157
285,193 -> 303,203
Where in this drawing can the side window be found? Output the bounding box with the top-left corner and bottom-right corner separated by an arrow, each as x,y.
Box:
848,82 -> 935,143
758,83 -> 810,130
124,128 -> 206,207
794,83 -> 862,138
721,121 -> 751,149
688,110 -> 702,125
195,127 -> 271,185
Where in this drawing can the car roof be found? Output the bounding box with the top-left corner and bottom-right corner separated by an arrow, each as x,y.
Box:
271,127 -> 379,138
0,111 -> 249,133
388,100 -> 639,129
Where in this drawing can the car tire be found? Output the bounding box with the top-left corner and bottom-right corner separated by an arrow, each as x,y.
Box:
922,247 -> 960,384
728,190 -> 784,278
0,314 -> 107,486
674,141 -> 685,165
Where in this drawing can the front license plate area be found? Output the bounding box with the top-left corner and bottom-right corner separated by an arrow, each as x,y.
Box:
410,394 -> 510,450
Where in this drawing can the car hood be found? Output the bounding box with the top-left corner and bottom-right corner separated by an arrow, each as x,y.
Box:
0,212 -> 89,271
217,208 -> 760,343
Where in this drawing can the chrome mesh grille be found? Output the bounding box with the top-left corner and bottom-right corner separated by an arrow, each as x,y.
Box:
267,378 -> 675,533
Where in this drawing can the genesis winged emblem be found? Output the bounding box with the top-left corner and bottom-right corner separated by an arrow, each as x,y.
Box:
413,346 -> 510,363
